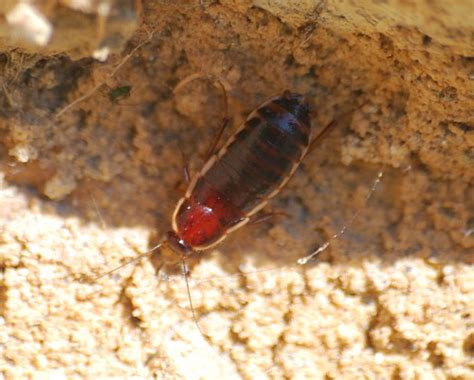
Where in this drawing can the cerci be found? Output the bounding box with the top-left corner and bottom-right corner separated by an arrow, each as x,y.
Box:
166,90 -> 312,258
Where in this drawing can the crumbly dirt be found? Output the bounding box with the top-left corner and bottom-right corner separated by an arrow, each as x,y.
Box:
0,1 -> 473,379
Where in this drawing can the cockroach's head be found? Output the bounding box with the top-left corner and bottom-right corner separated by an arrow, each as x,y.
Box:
165,231 -> 193,259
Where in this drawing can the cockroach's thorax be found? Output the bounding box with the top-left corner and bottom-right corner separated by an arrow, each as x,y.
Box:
166,230 -> 194,258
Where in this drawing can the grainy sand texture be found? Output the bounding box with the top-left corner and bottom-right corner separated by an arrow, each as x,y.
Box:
0,1 -> 473,379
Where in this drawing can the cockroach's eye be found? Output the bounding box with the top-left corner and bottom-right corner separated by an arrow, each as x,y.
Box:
166,231 -> 193,257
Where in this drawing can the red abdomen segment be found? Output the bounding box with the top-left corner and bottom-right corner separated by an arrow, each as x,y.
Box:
173,91 -> 312,250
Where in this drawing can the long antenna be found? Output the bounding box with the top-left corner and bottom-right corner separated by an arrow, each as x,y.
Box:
83,241 -> 163,282
181,259 -> 205,338
298,169 -> 384,265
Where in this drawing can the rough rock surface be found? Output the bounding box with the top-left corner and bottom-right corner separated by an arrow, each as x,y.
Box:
0,1 -> 473,379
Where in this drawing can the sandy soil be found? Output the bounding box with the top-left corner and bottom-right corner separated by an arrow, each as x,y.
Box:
0,1 -> 473,379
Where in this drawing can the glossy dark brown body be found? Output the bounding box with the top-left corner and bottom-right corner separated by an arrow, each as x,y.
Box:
168,91 -> 312,254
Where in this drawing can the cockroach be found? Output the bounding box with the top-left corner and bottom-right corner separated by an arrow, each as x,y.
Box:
163,88 -> 381,267
166,90 -> 313,259
93,89 -> 317,280
93,85 -> 382,274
